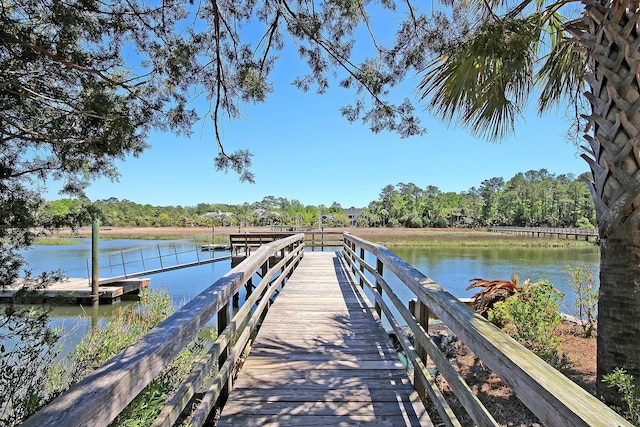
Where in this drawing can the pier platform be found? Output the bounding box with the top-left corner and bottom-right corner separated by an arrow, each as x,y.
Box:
1,277 -> 150,304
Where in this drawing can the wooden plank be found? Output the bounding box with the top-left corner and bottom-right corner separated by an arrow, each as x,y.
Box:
221,400 -> 418,416
1,277 -> 150,303
218,252 -> 430,427
233,371 -> 414,388
216,414 -> 415,426
227,387 -> 420,402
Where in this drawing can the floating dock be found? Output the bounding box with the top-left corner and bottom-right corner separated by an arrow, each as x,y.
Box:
1,277 -> 150,305
200,244 -> 230,252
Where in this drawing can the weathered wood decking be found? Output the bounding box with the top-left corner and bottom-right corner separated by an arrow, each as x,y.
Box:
217,251 -> 431,426
0,277 -> 150,304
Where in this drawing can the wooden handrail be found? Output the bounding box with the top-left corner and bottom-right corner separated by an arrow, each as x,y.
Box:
22,234 -> 305,427
342,233 -> 630,427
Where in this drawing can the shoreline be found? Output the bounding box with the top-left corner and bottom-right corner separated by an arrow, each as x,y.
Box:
41,226 -> 597,248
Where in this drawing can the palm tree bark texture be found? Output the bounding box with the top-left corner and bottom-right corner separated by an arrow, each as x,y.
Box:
577,0 -> 640,401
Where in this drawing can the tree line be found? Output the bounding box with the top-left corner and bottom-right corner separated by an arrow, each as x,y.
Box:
41,169 -> 595,230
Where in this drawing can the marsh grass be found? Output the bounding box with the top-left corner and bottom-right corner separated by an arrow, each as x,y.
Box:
54,227 -> 231,242
351,228 -> 595,248
33,238 -> 82,245
50,226 -> 596,248
46,289 -> 212,427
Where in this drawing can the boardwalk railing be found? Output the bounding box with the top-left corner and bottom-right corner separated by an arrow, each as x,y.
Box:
24,232 -> 630,427
24,234 -> 305,427
229,231 -> 343,266
489,226 -> 599,241
342,233 -> 629,427
88,233 -> 230,280
304,230 -> 344,250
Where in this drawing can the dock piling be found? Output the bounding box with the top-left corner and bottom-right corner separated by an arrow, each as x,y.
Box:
91,219 -> 99,308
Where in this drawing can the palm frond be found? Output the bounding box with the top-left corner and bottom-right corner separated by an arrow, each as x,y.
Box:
536,37 -> 587,113
418,17 -> 541,141
466,277 -> 520,315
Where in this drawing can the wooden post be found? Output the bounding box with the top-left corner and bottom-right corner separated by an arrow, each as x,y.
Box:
217,302 -> 232,406
91,218 -> 100,308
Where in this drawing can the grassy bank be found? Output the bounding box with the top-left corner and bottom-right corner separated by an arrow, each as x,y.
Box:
33,238 -> 84,245
350,228 -> 596,248
45,226 -> 597,248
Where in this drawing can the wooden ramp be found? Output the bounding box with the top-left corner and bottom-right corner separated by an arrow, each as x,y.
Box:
218,251 -> 431,426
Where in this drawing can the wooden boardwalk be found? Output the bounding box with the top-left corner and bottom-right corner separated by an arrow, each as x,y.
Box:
217,251 -> 431,426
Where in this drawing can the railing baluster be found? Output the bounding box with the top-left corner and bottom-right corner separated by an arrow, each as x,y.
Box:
375,258 -> 383,317
217,301 -> 232,407
359,248 -> 365,289
121,251 -> 127,277
173,242 -> 179,265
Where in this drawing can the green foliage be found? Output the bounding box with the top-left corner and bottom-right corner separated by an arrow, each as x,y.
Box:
366,169 -> 594,229
0,304 -> 61,426
417,0 -> 586,143
45,289 -> 205,427
67,289 -> 174,381
111,379 -> 168,427
602,368 -> 640,425
420,16 -> 541,141
488,279 -> 568,368
110,347 -> 199,427
564,263 -> 598,338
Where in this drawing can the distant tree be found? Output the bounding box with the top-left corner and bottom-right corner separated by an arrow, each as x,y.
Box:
479,177 -> 505,226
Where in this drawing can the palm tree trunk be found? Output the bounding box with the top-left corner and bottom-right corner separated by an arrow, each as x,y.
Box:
597,235 -> 640,401
577,0 -> 640,402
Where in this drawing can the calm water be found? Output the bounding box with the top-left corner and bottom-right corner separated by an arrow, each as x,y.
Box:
388,245 -> 600,309
17,239 -> 600,352
19,238 -> 230,353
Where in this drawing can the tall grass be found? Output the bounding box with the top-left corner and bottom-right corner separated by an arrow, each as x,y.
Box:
45,289 -> 214,426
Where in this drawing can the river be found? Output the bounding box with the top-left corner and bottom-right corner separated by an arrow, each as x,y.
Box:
18,238 -> 599,352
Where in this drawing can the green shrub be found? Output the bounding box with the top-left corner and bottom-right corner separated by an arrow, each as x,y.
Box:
602,368 -> 640,425
564,263 -> 598,338
488,279 -> 568,368
50,289 -> 207,427
0,304 -> 61,426
67,289 -> 175,382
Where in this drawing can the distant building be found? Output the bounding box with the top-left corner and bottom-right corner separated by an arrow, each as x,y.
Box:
203,211 -> 233,219
343,208 -> 364,226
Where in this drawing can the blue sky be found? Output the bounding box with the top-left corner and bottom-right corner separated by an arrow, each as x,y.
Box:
44,83 -> 588,209
43,11 -> 589,209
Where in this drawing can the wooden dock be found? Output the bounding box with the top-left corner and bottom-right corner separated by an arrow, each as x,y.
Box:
1,277 -> 150,304
217,251 -> 431,426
